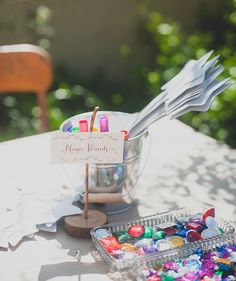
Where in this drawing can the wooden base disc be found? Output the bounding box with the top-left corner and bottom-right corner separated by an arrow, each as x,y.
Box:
64,209 -> 107,238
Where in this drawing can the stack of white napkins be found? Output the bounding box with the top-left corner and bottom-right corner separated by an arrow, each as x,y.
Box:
0,166 -> 82,249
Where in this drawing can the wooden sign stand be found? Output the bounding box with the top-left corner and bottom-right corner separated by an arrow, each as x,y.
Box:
64,106 -> 108,238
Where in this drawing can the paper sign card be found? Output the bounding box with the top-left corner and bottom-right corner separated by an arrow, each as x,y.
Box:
51,132 -> 124,164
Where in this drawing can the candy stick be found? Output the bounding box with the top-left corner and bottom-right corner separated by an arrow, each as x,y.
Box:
83,106 -> 99,221
79,120 -> 88,132
99,115 -> 109,132
121,129 -> 129,140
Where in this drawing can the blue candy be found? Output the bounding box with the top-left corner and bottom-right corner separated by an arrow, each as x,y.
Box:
66,126 -> 73,132
193,249 -> 203,256
218,263 -> 231,271
175,229 -> 188,238
217,245 -> 227,252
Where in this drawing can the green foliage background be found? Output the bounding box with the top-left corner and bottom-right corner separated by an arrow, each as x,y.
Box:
0,1 -> 236,147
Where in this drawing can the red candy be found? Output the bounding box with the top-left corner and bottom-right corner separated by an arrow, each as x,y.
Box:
164,227 -> 177,236
99,237 -> 121,253
186,230 -> 202,242
186,222 -> 202,232
128,225 -> 145,237
203,208 -> 215,221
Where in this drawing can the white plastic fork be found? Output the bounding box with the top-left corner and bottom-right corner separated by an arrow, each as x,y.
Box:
161,50 -> 214,90
164,56 -> 220,105
131,52 -> 217,129
165,65 -> 224,113
169,79 -> 233,119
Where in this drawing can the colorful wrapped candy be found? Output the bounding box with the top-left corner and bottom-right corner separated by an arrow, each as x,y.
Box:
128,225 -> 145,237
96,208 -> 228,262
99,237 -> 121,253
143,244 -> 236,281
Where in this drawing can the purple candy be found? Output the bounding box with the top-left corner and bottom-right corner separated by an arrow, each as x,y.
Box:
143,245 -> 158,254
228,245 -> 236,251
219,249 -> 230,258
198,268 -> 214,278
203,251 -> 216,260
202,259 -> 216,269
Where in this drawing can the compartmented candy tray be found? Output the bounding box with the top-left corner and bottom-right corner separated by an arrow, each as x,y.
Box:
137,244 -> 236,280
90,206 -> 235,272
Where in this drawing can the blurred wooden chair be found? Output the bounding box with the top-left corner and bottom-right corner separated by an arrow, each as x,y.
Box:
0,44 -> 53,132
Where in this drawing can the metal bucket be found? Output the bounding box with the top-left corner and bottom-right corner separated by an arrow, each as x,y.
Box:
60,111 -> 149,214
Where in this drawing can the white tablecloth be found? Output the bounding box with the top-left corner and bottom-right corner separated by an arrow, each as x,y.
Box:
0,119 -> 236,281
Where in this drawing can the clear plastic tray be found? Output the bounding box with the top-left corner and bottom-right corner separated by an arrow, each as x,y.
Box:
136,242 -> 236,281
90,206 -> 235,272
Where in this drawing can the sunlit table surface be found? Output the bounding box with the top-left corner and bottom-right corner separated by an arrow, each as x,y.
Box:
0,118 -> 236,281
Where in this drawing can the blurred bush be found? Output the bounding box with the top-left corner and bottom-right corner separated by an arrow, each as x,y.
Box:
116,0 -> 236,147
134,0 -> 236,147
0,1 -> 236,148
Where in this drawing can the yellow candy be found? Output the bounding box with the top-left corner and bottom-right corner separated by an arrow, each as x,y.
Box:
215,258 -> 232,265
153,264 -> 162,271
169,236 -> 185,248
121,243 -> 138,252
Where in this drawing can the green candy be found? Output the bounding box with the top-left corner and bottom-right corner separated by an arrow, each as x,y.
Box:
152,230 -> 166,240
143,226 -> 154,238
72,127 -> 80,132
117,232 -> 131,242
113,231 -> 131,242
218,228 -> 224,234
215,270 -> 223,276
176,260 -> 183,267
161,274 -> 174,281
113,230 -> 125,236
